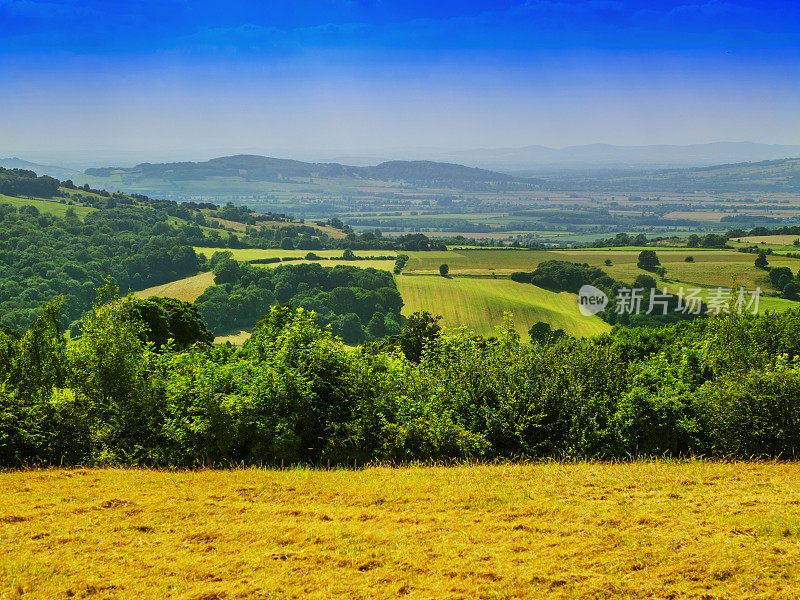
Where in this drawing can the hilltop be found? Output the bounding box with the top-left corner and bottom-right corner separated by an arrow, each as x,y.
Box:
84,154 -> 544,189
0,157 -> 79,180
82,153 -> 800,195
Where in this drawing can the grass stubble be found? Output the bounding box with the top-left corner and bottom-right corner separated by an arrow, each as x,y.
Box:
1,461 -> 799,599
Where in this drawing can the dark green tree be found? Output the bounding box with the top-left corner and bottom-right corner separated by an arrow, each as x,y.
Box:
398,311 -> 441,363
637,250 -> 661,271
528,321 -> 566,344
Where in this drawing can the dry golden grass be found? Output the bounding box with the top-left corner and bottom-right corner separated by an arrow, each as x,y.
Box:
136,272 -> 216,303
213,330 -> 251,345
2,463 -> 800,599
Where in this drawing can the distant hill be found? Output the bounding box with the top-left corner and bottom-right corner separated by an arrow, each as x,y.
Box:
443,142 -> 800,172
85,154 -> 540,189
81,152 -> 800,195
544,157 -> 800,193
0,157 -> 78,180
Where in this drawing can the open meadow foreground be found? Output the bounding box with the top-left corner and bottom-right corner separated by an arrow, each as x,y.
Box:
2,463 -> 800,600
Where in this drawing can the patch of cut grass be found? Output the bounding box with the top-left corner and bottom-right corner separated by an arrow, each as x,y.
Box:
135,271 -> 216,303
2,463 -> 800,599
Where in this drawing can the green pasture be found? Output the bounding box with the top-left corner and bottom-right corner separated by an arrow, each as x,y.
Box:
396,275 -> 611,338
0,194 -> 96,219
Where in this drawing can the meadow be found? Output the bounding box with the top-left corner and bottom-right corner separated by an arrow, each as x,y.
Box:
0,194 -> 96,219
192,246 -> 800,291
2,462 -> 800,600
397,275 -> 610,337
176,245 -> 800,340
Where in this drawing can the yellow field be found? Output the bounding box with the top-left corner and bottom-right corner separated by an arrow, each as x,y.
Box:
733,235 -> 800,246
214,330 -> 251,345
397,275 -> 610,337
2,463 -> 800,600
136,271 -> 216,303
194,247 -> 396,262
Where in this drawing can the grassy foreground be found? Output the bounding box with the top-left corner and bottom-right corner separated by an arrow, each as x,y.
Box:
2,463 -> 800,599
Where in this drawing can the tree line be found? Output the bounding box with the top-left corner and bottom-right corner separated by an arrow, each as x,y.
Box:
2,292 -> 800,467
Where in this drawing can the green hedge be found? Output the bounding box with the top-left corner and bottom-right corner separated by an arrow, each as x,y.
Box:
3,297 -> 800,466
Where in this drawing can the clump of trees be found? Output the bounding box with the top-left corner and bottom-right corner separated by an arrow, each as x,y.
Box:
194,258 -> 404,344
393,254 -> 409,274
0,167 -> 60,198
528,321 -> 565,343
0,204 -> 205,332
510,260 -> 706,328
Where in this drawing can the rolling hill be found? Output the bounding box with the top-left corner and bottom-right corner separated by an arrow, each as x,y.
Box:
542,157 -> 800,193
0,157 -> 79,180
397,275 -> 610,337
84,154 -> 544,189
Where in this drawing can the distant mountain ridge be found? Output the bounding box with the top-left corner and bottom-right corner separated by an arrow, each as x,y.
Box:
86,154 -> 540,189
544,157 -> 800,193
0,157 -> 78,180
441,142 -> 800,172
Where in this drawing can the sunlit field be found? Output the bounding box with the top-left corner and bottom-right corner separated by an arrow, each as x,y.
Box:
194,247 -> 396,261
2,463 -> 800,600
397,275 -> 610,337
0,194 -> 96,219
136,271 -> 216,303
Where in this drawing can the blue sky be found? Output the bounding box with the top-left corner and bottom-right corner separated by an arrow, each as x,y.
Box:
1,0 -> 799,163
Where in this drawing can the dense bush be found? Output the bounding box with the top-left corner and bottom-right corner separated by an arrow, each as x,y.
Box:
3,295 -> 800,467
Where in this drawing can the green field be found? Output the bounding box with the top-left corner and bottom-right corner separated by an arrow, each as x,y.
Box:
0,194 -> 96,219
165,247 -> 800,339
397,275 -> 610,337
403,248 -> 800,291
191,246 -> 800,295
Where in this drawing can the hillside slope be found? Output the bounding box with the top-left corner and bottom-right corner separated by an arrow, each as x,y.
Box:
397,275 -> 610,337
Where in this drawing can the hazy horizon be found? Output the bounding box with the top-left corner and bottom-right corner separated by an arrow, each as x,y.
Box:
2,0 -> 799,164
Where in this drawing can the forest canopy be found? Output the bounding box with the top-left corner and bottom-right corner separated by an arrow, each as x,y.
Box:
195,258 -> 404,343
